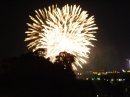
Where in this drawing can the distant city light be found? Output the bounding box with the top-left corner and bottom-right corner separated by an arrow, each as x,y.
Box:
129,59 -> 130,69
126,58 -> 130,69
122,69 -> 126,73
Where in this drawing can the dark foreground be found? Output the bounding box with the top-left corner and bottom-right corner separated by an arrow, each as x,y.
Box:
0,53 -> 130,97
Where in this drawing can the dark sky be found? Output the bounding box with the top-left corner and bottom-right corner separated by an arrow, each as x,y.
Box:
0,0 -> 130,70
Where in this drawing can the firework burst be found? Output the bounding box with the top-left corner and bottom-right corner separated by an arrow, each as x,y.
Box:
25,4 -> 98,70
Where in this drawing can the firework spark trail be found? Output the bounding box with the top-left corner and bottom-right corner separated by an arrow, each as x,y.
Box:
25,4 -> 98,70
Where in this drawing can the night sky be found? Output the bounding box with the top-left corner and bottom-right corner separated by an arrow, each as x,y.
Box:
0,0 -> 130,70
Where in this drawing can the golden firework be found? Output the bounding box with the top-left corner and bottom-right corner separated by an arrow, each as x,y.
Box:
25,4 -> 98,70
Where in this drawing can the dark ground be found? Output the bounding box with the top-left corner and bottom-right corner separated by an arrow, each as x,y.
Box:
0,53 -> 130,97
